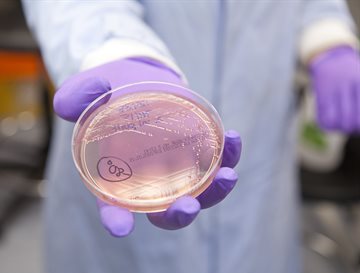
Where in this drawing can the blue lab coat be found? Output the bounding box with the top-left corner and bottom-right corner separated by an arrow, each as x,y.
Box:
22,1 -> 355,272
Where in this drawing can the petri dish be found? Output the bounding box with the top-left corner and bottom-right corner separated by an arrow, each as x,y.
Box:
72,82 -> 224,212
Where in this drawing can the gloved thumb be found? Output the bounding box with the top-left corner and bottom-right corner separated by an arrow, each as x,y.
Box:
54,76 -> 111,122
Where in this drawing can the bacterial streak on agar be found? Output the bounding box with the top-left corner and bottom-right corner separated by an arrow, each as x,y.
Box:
72,82 -> 224,212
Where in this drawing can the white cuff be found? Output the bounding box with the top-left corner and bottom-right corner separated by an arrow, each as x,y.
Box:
299,19 -> 359,64
80,39 -> 187,82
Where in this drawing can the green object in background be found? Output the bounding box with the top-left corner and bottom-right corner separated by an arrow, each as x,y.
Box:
301,122 -> 328,151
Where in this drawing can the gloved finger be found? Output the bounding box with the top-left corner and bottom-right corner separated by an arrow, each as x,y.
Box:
316,89 -> 340,131
147,196 -> 200,230
221,130 -> 242,168
340,84 -> 356,133
54,76 -> 111,122
196,167 -> 238,209
97,199 -> 135,237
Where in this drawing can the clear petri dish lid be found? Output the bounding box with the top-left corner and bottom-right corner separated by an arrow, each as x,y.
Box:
72,81 -> 224,212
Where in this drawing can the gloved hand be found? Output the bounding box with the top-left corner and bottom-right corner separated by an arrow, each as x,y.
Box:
54,58 -> 242,237
310,46 -> 360,133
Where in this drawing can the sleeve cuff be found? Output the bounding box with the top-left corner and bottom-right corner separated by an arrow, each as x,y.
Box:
299,18 -> 359,65
80,39 -> 187,83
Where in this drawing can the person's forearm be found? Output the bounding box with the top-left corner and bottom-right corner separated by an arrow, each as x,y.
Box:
21,0 -> 178,85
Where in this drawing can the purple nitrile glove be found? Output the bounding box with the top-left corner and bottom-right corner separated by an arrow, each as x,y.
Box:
54,58 -> 183,122
310,46 -> 360,133
54,58 -> 241,237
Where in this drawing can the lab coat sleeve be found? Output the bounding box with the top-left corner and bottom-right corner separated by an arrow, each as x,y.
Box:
299,0 -> 359,64
21,0 -> 184,86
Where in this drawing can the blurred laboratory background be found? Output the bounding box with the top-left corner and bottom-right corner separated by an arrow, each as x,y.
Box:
0,1 -> 359,273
